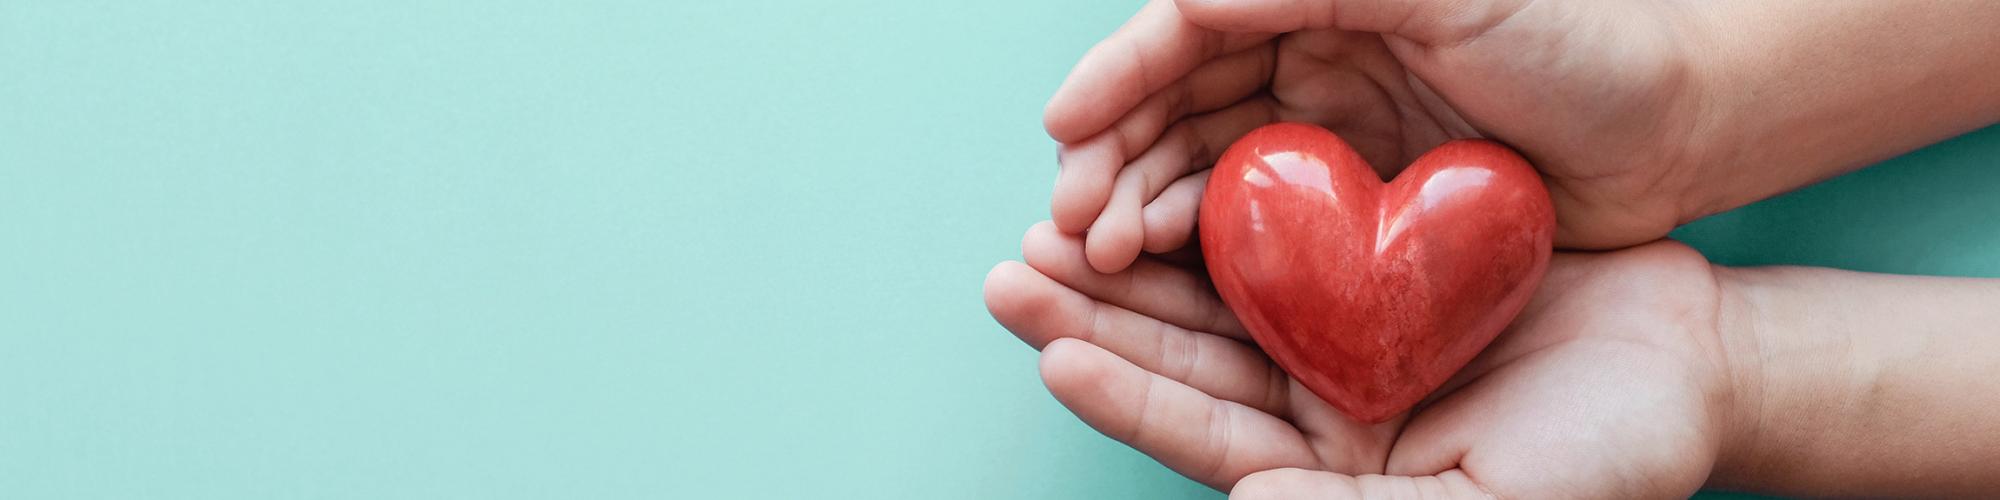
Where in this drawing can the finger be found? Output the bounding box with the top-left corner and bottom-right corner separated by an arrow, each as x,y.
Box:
1173,0 -> 1528,46
1230,468 -> 1491,500
1104,45 -> 1277,162
1052,134 -> 1123,233
1143,170 -> 1209,253
983,261 -> 1289,415
1384,379 -> 1493,481
1051,45 -> 1275,234
1085,170 -> 1147,273
1044,0 -> 1274,143
1020,221 -> 1248,340
1150,237 -> 1208,269
1092,97 -> 1276,267
1041,338 -> 1320,490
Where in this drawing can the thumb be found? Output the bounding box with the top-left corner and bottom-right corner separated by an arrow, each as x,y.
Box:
1173,0 -> 1523,45
1230,468 -> 1494,500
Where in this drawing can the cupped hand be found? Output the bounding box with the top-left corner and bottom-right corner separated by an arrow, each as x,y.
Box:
984,222 -> 1741,499
1047,0 -> 1718,273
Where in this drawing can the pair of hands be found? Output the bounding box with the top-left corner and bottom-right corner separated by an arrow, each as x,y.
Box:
990,0 -> 1761,497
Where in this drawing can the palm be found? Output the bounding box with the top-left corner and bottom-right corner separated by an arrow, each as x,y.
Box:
1249,29 -> 1464,180
986,223 -> 1730,498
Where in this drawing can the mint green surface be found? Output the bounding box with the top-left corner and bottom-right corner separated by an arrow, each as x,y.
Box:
1,1 -> 1990,498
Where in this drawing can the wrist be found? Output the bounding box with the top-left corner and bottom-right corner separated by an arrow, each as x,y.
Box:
1700,267 -> 2000,497
1660,5 -> 1779,226
1635,6 -> 1749,230
1672,1 -> 2000,226
1702,265 -> 1779,492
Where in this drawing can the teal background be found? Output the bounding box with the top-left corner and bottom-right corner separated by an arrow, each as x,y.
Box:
1,0 -> 1991,498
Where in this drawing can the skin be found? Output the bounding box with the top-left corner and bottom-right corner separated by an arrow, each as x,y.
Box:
989,223 -> 1733,498
1012,0 -> 2000,496
983,225 -> 2000,498
1043,0 -> 2000,273
1709,268 -> 2000,498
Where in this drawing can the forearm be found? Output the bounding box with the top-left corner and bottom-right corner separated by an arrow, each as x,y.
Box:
1683,0 -> 2000,220
1709,266 -> 2000,497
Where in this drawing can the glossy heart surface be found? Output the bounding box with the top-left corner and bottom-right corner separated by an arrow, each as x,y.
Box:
1199,123 -> 1555,423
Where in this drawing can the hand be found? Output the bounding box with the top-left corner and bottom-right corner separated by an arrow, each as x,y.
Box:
1044,0 -> 1719,273
984,222 -> 1742,498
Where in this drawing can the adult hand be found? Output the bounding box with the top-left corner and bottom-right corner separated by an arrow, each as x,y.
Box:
984,223 -> 1741,498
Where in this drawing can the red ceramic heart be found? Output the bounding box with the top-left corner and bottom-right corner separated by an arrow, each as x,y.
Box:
1199,123 -> 1554,424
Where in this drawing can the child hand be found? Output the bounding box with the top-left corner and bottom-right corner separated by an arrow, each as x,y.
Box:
986,222 -> 1741,498
1044,0 -> 2000,274
1043,0 -> 1717,273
